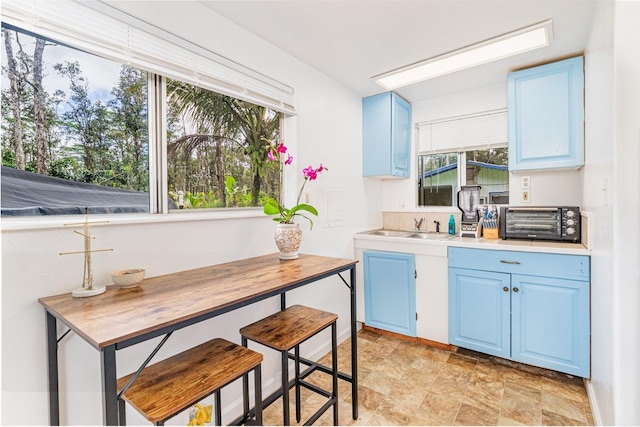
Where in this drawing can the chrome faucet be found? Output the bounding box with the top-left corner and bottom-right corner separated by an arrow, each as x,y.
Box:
414,217 -> 425,231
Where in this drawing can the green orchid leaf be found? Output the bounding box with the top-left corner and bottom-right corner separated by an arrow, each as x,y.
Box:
263,198 -> 281,215
288,203 -> 318,217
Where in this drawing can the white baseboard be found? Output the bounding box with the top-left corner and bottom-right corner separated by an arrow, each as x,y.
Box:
584,378 -> 602,426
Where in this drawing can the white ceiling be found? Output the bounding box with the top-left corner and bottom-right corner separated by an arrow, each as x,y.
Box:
199,0 -> 598,102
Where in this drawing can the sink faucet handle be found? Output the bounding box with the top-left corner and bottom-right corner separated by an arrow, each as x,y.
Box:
434,220 -> 441,233
414,217 -> 425,230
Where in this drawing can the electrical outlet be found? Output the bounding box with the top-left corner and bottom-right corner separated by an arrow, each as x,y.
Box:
522,190 -> 530,203
521,175 -> 530,189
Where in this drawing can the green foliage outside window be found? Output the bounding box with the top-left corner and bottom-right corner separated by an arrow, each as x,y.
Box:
1,25 -> 281,214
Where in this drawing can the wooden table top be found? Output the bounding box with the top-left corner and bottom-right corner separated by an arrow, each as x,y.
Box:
39,253 -> 357,349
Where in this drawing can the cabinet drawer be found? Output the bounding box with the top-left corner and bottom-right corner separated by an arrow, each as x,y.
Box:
448,247 -> 589,281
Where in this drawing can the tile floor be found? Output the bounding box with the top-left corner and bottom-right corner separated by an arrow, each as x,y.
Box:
261,329 -> 594,426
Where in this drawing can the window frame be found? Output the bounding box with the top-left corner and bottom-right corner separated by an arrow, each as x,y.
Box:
1,0 -> 295,224
417,147 -> 509,208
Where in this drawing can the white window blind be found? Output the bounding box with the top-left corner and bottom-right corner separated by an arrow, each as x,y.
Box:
1,0 -> 296,114
418,109 -> 508,154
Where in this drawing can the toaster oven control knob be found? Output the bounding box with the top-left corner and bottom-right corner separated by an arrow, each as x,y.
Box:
566,227 -> 576,235
566,211 -> 576,218
566,219 -> 575,226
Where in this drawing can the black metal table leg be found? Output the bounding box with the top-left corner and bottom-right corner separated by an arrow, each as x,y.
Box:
350,266 -> 358,420
101,345 -> 118,425
46,312 -> 60,426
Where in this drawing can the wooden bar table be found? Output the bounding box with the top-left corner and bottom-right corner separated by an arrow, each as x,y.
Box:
39,253 -> 359,426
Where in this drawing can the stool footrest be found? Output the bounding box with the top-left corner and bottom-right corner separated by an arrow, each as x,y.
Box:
303,397 -> 337,427
117,338 -> 262,423
240,305 -> 339,426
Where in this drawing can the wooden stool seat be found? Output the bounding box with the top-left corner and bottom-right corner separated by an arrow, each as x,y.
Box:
240,304 -> 338,351
240,305 -> 339,426
117,338 -> 262,425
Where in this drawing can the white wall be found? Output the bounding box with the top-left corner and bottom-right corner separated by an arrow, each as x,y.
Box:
611,1 -> 640,424
583,1 -> 615,424
1,2 -> 381,425
383,83 -> 584,211
583,1 -> 640,425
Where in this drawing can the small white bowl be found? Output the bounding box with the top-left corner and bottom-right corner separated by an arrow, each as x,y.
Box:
111,269 -> 145,288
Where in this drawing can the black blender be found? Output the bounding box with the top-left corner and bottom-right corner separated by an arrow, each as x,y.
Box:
457,185 -> 483,238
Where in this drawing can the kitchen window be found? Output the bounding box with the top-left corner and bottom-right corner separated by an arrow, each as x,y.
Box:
417,110 -> 509,207
418,148 -> 509,206
1,0 -> 294,216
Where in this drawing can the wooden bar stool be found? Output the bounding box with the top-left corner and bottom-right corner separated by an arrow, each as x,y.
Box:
240,304 -> 338,426
117,338 -> 263,426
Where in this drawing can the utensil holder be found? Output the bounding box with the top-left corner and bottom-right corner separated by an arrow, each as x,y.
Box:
483,228 -> 500,239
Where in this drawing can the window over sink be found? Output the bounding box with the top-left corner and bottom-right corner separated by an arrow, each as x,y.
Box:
417,110 -> 509,207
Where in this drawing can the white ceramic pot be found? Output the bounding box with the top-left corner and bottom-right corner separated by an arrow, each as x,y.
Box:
274,223 -> 302,260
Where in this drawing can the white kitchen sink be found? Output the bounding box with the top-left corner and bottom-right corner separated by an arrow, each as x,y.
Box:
361,230 -> 411,237
360,230 -> 454,240
404,232 -> 453,241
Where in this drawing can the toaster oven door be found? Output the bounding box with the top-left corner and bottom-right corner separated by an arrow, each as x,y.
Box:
504,209 -> 562,240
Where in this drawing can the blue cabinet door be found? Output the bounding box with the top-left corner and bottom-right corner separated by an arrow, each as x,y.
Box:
511,274 -> 590,377
508,56 -> 584,171
362,92 -> 411,178
448,267 -> 511,358
363,250 -> 416,336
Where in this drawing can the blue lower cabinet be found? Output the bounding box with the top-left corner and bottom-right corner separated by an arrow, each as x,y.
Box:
363,250 -> 416,336
511,274 -> 590,377
448,247 -> 591,378
448,268 -> 511,358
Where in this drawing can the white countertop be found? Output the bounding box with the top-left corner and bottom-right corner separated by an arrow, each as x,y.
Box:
354,231 -> 590,256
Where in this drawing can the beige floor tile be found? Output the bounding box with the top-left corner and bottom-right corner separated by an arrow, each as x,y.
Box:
355,384 -> 386,412
430,374 -> 470,401
360,370 -> 395,395
447,352 -> 479,371
542,392 -> 588,423
454,402 -> 500,425
504,379 -> 542,403
503,366 -> 543,390
497,415 -> 529,425
439,362 -> 475,384
385,377 -> 430,409
463,371 -> 504,413
541,375 -> 589,403
263,329 -> 593,426
314,399 -> 374,426
400,365 -> 440,391
369,398 -> 414,426
415,391 -> 462,425
542,408 -> 590,426
410,353 -> 446,371
499,381 -> 542,425
370,355 -> 408,380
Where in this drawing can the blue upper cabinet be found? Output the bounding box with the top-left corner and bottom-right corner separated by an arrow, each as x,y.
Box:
362,92 -> 412,178
508,56 -> 584,171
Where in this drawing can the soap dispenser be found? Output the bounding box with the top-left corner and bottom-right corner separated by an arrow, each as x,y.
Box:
448,214 -> 456,235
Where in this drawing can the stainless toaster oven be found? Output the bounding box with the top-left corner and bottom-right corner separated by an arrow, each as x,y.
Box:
499,207 -> 581,243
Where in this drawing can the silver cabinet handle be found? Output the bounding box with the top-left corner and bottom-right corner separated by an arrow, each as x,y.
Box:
500,260 -> 521,265
513,287 -> 519,292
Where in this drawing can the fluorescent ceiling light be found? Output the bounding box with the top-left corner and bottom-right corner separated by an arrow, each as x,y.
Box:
373,20 -> 553,90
